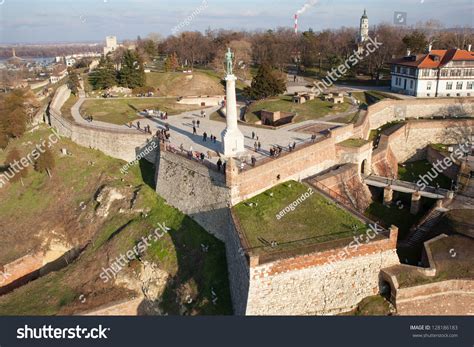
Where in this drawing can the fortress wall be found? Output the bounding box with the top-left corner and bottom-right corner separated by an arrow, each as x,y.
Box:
246,229 -> 399,315
154,151 -> 249,315
384,119 -> 474,163
426,146 -> 461,180
371,135 -> 399,178
48,86 -> 152,162
231,137 -> 338,204
355,98 -> 474,139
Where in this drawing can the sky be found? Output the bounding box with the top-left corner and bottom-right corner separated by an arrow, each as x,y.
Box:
0,0 -> 472,44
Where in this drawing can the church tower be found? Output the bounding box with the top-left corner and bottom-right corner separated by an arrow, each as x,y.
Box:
358,9 -> 369,43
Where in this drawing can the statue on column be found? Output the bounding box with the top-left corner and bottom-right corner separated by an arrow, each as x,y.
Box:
225,48 -> 234,76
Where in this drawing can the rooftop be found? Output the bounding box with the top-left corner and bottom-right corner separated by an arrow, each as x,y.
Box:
391,48 -> 474,69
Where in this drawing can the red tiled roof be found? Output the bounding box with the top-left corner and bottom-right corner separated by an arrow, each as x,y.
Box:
391,49 -> 474,69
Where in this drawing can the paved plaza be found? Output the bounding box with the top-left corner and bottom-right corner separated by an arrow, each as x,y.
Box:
71,96 -> 344,166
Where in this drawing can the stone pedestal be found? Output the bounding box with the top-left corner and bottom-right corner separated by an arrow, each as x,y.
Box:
221,74 -> 245,157
410,192 -> 422,215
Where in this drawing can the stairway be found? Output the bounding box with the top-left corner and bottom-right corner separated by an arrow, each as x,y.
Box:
399,209 -> 447,248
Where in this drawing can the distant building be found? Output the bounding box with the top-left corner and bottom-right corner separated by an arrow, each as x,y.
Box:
104,36 -> 119,56
358,9 -> 369,43
390,46 -> 474,97
49,64 -> 68,84
356,9 -> 370,54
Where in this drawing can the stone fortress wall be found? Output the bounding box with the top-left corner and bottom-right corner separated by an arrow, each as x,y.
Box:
247,228 -> 399,315
46,85 -> 474,315
49,85 -> 154,163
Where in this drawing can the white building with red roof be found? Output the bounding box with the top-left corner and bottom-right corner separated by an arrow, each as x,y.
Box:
390,46 -> 474,97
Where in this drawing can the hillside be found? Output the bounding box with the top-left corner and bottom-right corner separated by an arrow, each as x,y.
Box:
145,70 -> 225,96
0,126 -> 232,315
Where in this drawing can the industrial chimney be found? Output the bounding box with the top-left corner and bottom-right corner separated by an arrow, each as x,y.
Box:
294,14 -> 298,35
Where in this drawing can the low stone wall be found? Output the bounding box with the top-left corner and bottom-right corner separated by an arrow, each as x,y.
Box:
229,137 -> 338,204
381,119 -> 474,163
355,97 -> 474,139
48,86 -> 154,163
177,95 -> 224,106
382,234 -> 474,315
246,227 -> 399,315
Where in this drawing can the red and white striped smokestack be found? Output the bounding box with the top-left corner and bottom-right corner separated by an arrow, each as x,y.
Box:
294,14 -> 298,34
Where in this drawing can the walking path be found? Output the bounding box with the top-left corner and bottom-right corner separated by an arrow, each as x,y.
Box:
70,95 -> 326,165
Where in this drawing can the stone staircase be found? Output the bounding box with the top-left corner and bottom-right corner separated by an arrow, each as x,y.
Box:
399,208 -> 448,248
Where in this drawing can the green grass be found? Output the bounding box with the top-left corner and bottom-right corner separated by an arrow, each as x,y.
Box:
365,201 -> 425,240
145,70 -> 224,97
233,181 -> 366,255
60,94 -> 79,121
341,295 -> 391,316
0,126 -> 232,315
339,138 -> 370,148
80,98 -> 201,125
398,160 -> 452,189
245,95 -> 351,124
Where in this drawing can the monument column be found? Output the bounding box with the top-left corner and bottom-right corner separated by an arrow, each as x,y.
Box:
221,48 -> 245,157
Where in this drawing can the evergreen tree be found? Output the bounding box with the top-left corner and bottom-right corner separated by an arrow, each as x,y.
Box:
5,147 -> 27,185
89,57 -> 117,90
119,50 -> 146,88
34,147 -> 55,178
244,63 -> 286,100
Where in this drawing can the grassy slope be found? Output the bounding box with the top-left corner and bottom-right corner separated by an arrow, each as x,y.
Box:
145,70 -> 224,97
245,95 -> 351,124
80,98 -> 202,125
0,127 -> 232,315
233,181 -> 366,255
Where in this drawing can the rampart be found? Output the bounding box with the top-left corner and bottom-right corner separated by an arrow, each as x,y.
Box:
48,85 -> 154,163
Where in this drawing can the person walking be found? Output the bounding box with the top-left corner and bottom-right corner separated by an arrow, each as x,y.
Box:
252,131 -> 255,140
217,158 -> 222,171
197,120 -> 200,128
193,126 -> 197,135
254,142 -> 258,152
203,132 -> 207,142
251,155 -> 257,167
258,141 -> 261,151
192,120 -> 196,127
137,121 -> 141,130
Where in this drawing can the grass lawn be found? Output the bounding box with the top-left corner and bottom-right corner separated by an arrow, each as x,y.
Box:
233,181 -> 366,255
80,98 -> 201,125
398,160 -> 452,189
0,126 -> 232,315
245,95 -> 351,124
60,94 -> 79,121
339,138 -> 370,148
365,199 -> 430,240
145,70 -> 224,96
